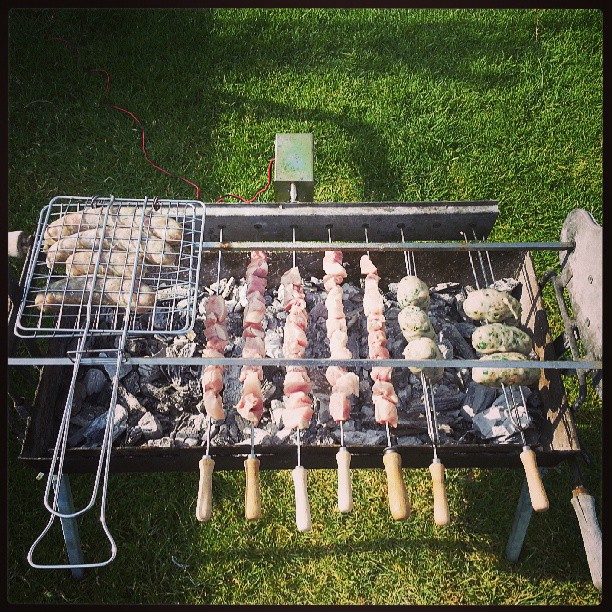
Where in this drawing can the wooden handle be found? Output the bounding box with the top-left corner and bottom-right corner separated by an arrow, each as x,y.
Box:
244,456 -> 262,521
196,456 -> 215,522
292,466 -> 312,532
429,460 -> 450,526
520,449 -> 549,512
383,451 -> 411,521
336,448 -> 353,513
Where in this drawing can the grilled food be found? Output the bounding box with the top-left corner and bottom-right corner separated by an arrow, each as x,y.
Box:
463,288 -> 522,325
472,352 -> 541,387
472,323 -> 532,355
34,277 -> 155,312
397,275 -> 431,310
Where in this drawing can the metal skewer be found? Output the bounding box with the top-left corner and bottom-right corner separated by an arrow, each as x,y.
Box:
467,232 -> 549,512
290,225 -> 311,531
328,225 -> 353,513
400,230 -> 450,525
367,225 -> 410,521
197,226 -> 224,523
244,224 -> 263,521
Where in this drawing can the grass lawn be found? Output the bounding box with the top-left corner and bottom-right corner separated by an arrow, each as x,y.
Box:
7,8 -> 602,605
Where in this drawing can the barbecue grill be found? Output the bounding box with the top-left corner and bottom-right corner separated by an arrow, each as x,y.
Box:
7,134 -> 602,589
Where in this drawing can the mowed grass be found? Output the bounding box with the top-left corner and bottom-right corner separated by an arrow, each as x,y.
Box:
7,8 -> 602,605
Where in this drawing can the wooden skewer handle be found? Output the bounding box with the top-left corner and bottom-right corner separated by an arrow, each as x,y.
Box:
520,448 -> 549,512
429,460 -> 450,526
292,465 -> 312,532
244,456 -> 262,521
336,447 -> 353,513
196,456 -> 215,522
383,450 -> 411,521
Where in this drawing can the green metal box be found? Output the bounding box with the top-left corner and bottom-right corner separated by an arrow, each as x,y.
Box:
273,133 -> 314,202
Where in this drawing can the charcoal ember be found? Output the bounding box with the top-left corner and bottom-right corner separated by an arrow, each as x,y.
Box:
316,398 -> 332,426
461,381 -> 497,419
210,424 -> 232,446
269,399 -> 285,427
265,330 -> 283,358
454,322 -> 476,340
81,404 -> 128,447
471,395 -> 535,443
122,370 -> 140,396
316,432 -> 337,445
83,368 -> 106,397
455,292 -> 470,322
439,323 -> 476,359
125,427 -> 144,446
346,335 -> 360,360
397,435 -> 425,445
138,411 -> 163,440
308,301 -> 327,320
345,307 -> 363,330
236,426 -> 270,447
174,436 -> 199,447
117,386 -> 147,419
337,430 -> 386,446
492,278 -> 522,297
431,292 -> 456,309
163,340 -> 197,388
147,436 -> 174,448
273,426 -> 293,442
438,338 -> 454,360
431,282 -> 463,294
99,352 -> 133,380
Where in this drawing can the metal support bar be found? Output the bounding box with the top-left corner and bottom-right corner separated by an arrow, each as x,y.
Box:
7,357 -> 602,369
53,475 -> 85,579
199,241 -> 574,253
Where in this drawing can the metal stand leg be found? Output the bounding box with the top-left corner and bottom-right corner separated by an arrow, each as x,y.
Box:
53,475 -> 85,579
505,477 -> 534,563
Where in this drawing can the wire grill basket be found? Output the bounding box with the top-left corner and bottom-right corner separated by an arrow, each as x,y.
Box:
15,195 -> 205,338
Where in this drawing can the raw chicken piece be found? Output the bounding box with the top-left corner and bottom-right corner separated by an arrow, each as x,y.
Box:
364,274 -> 381,292
323,274 -> 345,292
329,329 -> 349,353
367,329 -> 388,349
283,322 -> 308,350
287,306 -> 309,330
366,313 -> 386,332
334,372 -> 360,397
282,405 -> 313,430
363,290 -> 384,316
329,392 -> 351,422
246,276 -> 267,296
322,261 -> 346,278
280,267 -> 302,286
250,250 -> 267,261
246,258 -> 268,278
326,316 -> 347,338
325,291 -> 345,319
202,366 -> 224,394
283,370 -> 312,395
240,365 -> 264,382
244,336 -> 265,357
360,254 -> 378,275
371,366 -> 393,382
369,344 -> 390,360
243,326 -> 266,339
204,323 -> 228,346
202,347 -> 224,359
236,393 -> 264,425
330,346 -> 352,360
325,365 -> 346,387
373,395 -> 398,427
323,250 -> 343,270
205,295 -> 227,323
203,390 -> 225,421
372,380 -> 399,405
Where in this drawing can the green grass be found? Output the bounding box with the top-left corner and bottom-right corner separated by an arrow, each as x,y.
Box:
8,8 -> 602,605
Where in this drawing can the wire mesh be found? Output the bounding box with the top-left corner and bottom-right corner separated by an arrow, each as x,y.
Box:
14,196 -> 205,338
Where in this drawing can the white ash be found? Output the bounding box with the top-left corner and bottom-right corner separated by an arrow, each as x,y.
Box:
67,273 -> 545,451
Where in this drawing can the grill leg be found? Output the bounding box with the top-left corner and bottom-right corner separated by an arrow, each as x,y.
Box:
505,476 -> 534,563
53,475 -> 85,579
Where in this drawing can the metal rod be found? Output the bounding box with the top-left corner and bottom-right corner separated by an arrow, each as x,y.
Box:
502,383 -> 528,447
297,428 -> 301,467
250,423 -> 255,457
472,229 -> 490,287
479,230 -> 497,284
206,416 -> 211,457
292,227 -> 296,268
399,226 -> 411,275
461,231 -> 481,289
9,357 -> 599,369
364,226 -> 370,257
421,373 -> 438,461
385,422 -> 392,448
216,227 -> 223,295
340,420 -> 345,448
198,241 -> 574,252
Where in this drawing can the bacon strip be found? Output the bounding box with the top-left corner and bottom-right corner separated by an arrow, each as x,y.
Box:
361,254 -> 399,427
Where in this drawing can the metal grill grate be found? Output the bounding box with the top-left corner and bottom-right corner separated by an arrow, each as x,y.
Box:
14,196 -> 204,338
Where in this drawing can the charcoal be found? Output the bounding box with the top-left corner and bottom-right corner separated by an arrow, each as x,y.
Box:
339,430 -> 386,446
439,323 -> 476,359
81,404 -> 128,447
461,381 -> 497,419
397,436 -> 424,445
83,369 -> 106,397
99,352 -> 133,380
454,322 -> 476,340
138,411 -> 163,440
122,370 -> 140,396
147,436 -> 174,448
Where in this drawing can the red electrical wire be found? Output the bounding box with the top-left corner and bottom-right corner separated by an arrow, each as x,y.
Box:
49,33 -> 202,201
215,158 -> 275,203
